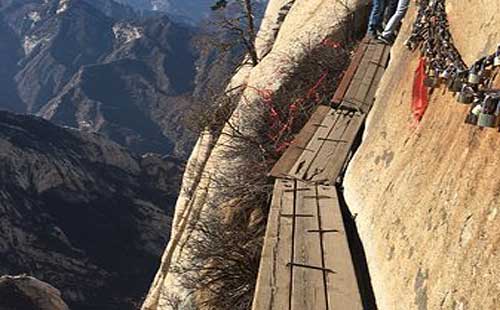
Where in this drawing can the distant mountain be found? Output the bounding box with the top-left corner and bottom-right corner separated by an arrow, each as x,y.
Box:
0,0 -> 199,156
113,0 -> 269,25
0,111 -> 181,310
113,0 -> 216,23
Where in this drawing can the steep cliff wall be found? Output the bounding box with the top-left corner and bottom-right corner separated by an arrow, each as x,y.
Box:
344,2 -> 500,310
142,0 -> 369,308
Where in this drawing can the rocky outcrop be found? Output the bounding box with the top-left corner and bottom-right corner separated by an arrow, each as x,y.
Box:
344,2 -> 500,309
0,275 -> 69,310
0,111 -> 180,309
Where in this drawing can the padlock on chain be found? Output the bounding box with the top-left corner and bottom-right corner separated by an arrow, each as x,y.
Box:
468,62 -> 481,85
477,95 -> 498,128
478,59 -> 492,84
494,45 -> 500,67
448,69 -> 465,92
424,67 -> 440,88
440,64 -> 454,81
464,99 -> 482,125
457,84 -> 475,104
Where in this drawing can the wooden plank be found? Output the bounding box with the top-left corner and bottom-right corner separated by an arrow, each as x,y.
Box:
252,179 -> 295,310
319,112 -> 365,183
359,45 -> 390,113
291,181 -> 326,310
289,109 -> 340,180
331,39 -> 369,105
306,110 -> 357,183
318,185 -> 363,310
270,106 -> 331,178
342,43 -> 377,108
354,44 -> 388,112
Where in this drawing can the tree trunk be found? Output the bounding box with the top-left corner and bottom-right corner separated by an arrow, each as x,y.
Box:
242,0 -> 259,66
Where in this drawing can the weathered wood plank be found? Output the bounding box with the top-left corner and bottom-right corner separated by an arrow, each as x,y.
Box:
291,181 -> 326,310
252,179 -> 295,310
318,185 -> 363,310
342,43 -> 377,108
331,39 -> 369,105
358,44 -> 389,112
270,106 -> 331,178
322,113 -> 365,183
307,110 -> 358,183
289,109 -> 340,180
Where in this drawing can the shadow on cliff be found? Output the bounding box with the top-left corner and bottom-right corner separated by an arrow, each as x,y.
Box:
337,123 -> 378,310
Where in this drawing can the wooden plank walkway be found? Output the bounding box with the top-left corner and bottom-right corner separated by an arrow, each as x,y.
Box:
252,180 -> 362,310
270,39 -> 390,184
253,39 -> 390,310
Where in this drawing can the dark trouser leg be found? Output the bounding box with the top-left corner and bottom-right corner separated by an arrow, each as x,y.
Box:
367,0 -> 386,33
385,0 -> 398,24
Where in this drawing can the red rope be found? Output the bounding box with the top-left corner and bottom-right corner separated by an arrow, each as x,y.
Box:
246,39 -> 341,155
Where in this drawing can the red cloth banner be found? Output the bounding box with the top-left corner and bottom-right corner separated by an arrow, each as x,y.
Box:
412,57 -> 429,123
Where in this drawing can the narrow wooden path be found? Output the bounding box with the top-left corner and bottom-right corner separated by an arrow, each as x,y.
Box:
253,38 -> 390,310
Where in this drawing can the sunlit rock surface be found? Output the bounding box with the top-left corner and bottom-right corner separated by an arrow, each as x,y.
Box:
344,2 -> 500,309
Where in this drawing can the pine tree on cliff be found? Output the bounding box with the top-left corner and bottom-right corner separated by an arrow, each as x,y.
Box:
211,0 -> 259,66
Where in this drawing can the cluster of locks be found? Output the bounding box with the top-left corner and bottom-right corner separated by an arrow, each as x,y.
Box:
404,0 -> 500,128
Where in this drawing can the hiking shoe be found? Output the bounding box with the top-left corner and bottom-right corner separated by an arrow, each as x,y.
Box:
377,34 -> 394,45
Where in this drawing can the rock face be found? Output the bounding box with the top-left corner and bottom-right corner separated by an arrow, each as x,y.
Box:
0,275 -> 69,310
343,2 -> 500,310
0,111 -> 180,309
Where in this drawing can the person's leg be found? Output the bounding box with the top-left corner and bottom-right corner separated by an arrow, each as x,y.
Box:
381,0 -> 410,38
367,0 -> 386,34
385,0 -> 398,24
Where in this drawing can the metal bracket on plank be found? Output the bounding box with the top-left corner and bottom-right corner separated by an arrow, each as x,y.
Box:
286,262 -> 336,274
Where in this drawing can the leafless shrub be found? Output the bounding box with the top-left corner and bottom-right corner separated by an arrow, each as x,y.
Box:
174,207 -> 265,310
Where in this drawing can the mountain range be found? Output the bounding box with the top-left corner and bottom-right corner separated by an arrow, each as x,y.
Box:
0,0 -> 203,157
0,110 -> 181,309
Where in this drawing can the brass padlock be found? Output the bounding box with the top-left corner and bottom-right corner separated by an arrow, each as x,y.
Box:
456,85 -> 474,104
477,95 -> 498,128
478,113 -> 497,127
448,77 -> 463,93
424,69 -> 439,88
468,65 -> 480,84
447,69 -> 465,92
465,103 -> 480,125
